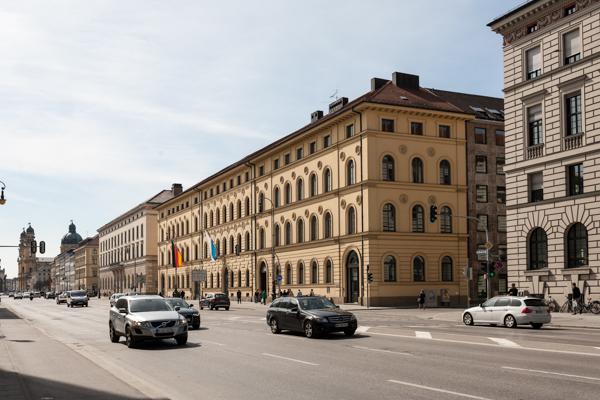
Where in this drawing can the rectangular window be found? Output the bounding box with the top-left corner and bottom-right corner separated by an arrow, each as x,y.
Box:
526,46 -> 541,80
438,125 -> 450,138
309,141 -> 316,154
477,215 -> 488,232
566,92 -> 582,136
216,186 -> 220,194
527,105 -> 543,146
564,4 -> 577,16
245,171 -> 249,182
237,175 -> 241,185
411,122 -> 423,135
476,185 -> 488,203
323,135 -> 332,148
474,127 -> 487,144
498,216 -> 507,232
495,130 -> 505,146
381,119 -> 394,132
274,158 -> 281,169
475,155 -> 487,173
296,147 -> 303,160
346,124 -> 355,138
564,29 -> 581,65
497,186 -> 506,204
567,163 -> 584,196
259,165 -> 264,176
223,182 -> 226,192
230,178 -> 234,188
496,157 -> 505,175
527,172 -> 544,203
283,154 -> 289,166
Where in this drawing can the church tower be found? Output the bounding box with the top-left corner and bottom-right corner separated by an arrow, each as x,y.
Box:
17,223 -> 36,290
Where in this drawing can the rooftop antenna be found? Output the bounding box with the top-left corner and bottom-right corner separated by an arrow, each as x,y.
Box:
329,89 -> 339,100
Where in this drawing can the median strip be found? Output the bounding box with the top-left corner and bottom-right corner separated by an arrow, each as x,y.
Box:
262,352 -> 319,366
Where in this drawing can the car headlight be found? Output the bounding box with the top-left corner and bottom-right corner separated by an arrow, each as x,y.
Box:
176,317 -> 187,326
316,317 -> 328,323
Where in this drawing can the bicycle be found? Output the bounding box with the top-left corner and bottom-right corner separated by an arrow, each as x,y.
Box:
545,296 -> 560,312
574,298 -> 600,314
559,296 -> 573,313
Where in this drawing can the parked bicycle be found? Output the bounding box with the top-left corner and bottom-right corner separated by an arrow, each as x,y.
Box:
575,298 -> 600,314
545,296 -> 560,312
559,296 -> 573,313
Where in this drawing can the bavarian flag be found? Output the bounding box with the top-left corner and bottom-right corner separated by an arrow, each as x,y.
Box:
172,240 -> 183,268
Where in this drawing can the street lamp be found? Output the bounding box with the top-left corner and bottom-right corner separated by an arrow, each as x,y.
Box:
0,180 -> 6,205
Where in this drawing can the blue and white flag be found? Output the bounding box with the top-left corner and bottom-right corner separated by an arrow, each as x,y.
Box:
204,231 -> 217,261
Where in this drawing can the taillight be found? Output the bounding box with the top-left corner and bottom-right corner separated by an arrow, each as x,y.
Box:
521,307 -> 533,314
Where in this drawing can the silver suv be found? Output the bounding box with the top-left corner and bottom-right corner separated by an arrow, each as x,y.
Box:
109,295 -> 188,348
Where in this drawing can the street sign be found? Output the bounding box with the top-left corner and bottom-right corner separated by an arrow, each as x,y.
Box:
192,270 -> 206,282
485,241 -> 494,250
476,249 -> 488,258
276,274 -> 282,283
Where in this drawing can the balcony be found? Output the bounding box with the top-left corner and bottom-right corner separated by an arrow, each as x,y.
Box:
526,143 -> 544,159
564,133 -> 584,150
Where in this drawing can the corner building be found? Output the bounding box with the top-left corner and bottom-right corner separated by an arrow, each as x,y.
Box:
490,0 -> 600,298
157,72 -> 473,306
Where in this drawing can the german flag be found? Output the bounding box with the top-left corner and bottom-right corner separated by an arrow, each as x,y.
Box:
171,240 -> 183,268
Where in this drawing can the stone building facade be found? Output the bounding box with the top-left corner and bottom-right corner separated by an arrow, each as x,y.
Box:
156,72 -> 476,306
490,0 -> 600,299
74,235 -> 99,293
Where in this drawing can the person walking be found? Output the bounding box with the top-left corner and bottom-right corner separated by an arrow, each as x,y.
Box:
508,283 -> 518,296
260,290 -> 267,305
417,289 -> 426,310
309,289 -> 315,297
572,283 -> 582,315
236,289 -> 242,304
297,289 -> 303,297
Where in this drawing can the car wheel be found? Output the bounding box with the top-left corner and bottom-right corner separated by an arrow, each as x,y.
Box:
462,312 -> 474,326
531,323 -> 543,329
125,327 -> 137,348
270,318 -> 281,334
304,321 -> 316,338
225,307 -> 229,311
175,334 -> 188,346
344,328 -> 356,337
192,323 -> 200,330
504,314 -> 517,328
109,323 -> 120,343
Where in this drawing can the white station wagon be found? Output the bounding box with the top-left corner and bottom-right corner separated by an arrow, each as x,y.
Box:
462,296 -> 551,329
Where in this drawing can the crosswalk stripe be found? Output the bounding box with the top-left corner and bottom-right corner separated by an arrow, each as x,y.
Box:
489,337 -> 521,347
415,331 -> 432,339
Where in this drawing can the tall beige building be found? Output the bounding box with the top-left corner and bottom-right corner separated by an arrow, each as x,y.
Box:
490,0 -> 600,298
157,72 -> 474,306
74,235 -> 99,292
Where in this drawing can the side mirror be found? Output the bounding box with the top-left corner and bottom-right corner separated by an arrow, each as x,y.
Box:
118,308 -> 127,314
175,306 -> 181,311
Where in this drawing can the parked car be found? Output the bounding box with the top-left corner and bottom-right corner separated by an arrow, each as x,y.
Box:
266,296 -> 357,338
462,296 -> 551,329
165,298 -> 201,329
45,292 -> 56,299
14,292 -> 23,299
200,293 -> 230,310
32,292 -> 41,298
109,295 -> 188,348
67,290 -> 89,307
9,292 -> 15,298
56,292 -> 68,304
110,293 -> 126,307
23,292 -> 31,298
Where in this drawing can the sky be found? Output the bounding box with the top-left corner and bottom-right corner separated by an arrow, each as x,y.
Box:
0,0 -> 524,278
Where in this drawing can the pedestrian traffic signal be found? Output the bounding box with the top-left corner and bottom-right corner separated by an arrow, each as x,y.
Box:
30,240 -> 37,254
367,272 -> 374,283
429,205 -> 438,223
39,241 -> 46,254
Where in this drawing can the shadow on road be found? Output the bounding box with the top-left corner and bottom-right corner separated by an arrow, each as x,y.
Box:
0,308 -> 20,319
120,340 -> 202,350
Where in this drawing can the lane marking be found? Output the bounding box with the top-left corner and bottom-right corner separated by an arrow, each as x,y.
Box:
595,347 -> 600,350
488,338 -> 521,348
388,379 -> 495,400
415,331 -> 432,339
356,326 -> 371,334
262,353 -> 319,366
502,366 -> 600,382
352,345 -> 413,356
201,339 -> 226,346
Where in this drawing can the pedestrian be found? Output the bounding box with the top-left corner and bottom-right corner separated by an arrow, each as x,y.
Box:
417,289 -> 426,310
309,289 -> 314,296
572,283 -> 582,315
180,290 -> 185,299
172,289 -> 178,298
159,291 -> 164,297
236,289 -> 242,304
297,289 -> 303,297
288,288 -> 294,297
261,290 -> 267,305
508,283 -> 518,296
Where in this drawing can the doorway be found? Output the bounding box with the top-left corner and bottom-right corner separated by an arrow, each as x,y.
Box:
259,262 -> 267,292
346,251 -> 360,303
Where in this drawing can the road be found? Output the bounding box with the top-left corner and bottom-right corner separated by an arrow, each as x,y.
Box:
1,297 -> 600,400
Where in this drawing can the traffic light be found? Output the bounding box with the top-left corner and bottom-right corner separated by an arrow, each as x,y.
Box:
367,272 -> 374,283
30,240 -> 37,254
488,264 -> 496,278
39,241 -> 46,254
429,205 -> 438,223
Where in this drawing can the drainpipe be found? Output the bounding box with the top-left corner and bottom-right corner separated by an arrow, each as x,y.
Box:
352,106 -> 365,305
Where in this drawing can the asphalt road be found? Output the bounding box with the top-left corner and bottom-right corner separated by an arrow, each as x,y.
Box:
2,297 -> 600,400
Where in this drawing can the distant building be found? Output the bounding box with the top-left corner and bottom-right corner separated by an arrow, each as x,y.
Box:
74,235 -> 99,293
50,221 -> 83,292
0,267 -> 6,292
17,224 -> 52,291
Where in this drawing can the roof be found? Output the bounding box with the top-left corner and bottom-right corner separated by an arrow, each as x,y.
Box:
487,0 -> 540,27
98,189 -> 175,232
430,89 -> 504,121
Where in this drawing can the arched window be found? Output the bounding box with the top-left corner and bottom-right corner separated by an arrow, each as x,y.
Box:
413,256 -> 425,281
215,239 -> 220,257
440,206 -> 452,233
298,263 -> 305,285
194,244 -> 199,260
325,259 -> 333,284
222,205 -> 227,223
274,224 -> 281,246
296,178 -> 304,201
217,272 -> 220,288
311,261 -> 318,284
259,228 -> 266,249
258,192 -> 265,213
383,203 -> 396,232
412,158 -> 424,183
284,183 -> 292,205
528,228 -> 548,270
286,264 -> 292,285
215,209 -> 220,225
346,159 -> 356,185
274,187 -> 280,208
237,200 -> 242,219
204,213 -> 208,228
566,223 -> 587,268
203,243 -> 208,259
347,207 -> 356,235
245,232 -> 251,251
285,222 -> 292,245
439,160 -> 451,185
323,168 -> 332,193
194,217 -> 198,231
310,174 -> 318,197
382,155 -> 395,181
236,234 -> 242,254
222,237 -> 227,255
441,256 -> 453,281
229,204 -> 234,221
383,255 -> 396,282
210,211 -> 215,227
324,212 -> 333,238
245,197 -> 250,217
310,215 -> 318,241
209,273 -> 214,288
229,236 -> 234,255
297,219 -> 305,243
237,270 -> 241,288
412,205 -> 424,233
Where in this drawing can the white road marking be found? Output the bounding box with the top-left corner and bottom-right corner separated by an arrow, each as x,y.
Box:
201,339 -> 225,346
356,326 -> 371,334
262,353 -> 319,366
415,331 -> 432,339
488,338 -> 521,348
388,379 -> 495,400
595,347 -> 600,350
502,366 -> 600,382
352,345 -> 413,356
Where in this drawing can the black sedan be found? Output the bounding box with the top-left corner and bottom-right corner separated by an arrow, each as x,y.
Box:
266,296 -> 357,338
165,298 -> 201,329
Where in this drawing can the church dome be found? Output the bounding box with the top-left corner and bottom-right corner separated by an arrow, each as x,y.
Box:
61,220 -> 82,245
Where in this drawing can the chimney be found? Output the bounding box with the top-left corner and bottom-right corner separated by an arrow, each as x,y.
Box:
311,110 -> 323,123
172,183 -> 183,196
392,72 -> 419,90
371,77 -> 389,91
328,97 -> 348,114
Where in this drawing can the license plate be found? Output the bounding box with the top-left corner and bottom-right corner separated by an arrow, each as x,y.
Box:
155,328 -> 172,334
335,323 -> 348,328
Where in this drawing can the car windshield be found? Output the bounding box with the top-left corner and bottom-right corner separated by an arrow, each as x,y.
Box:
71,291 -> 86,297
129,299 -> 171,313
215,294 -> 227,299
166,299 -> 189,308
298,297 -> 336,310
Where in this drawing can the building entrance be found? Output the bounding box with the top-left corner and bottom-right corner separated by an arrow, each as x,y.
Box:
346,251 -> 360,303
259,262 -> 267,292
